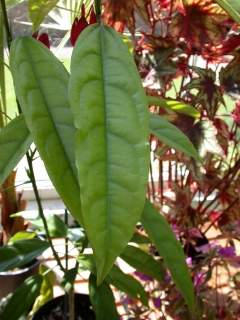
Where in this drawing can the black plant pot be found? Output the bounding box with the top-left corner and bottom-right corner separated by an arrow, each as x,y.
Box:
32,293 -> 96,320
0,259 -> 40,299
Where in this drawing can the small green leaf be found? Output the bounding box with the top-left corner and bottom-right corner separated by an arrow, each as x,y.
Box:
215,0 -> 240,23
0,115 -> 31,185
89,273 -> 119,320
28,0 -> 59,31
46,214 -> 67,238
61,266 -> 78,292
69,24 -> 149,284
31,265 -> 55,315
148,96 -> 200,119
120,245 -> 165,282
150,113 -> 200,160
0,238 -> 49,272
106,265 -> 148,306
141,200 -> 195,313
1,275 -> 43,320
8,231 -> 36,244
10,37 -> 83,225
78,254 -> 147,305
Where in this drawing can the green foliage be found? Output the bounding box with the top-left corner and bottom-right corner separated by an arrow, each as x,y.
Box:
0,115 -> 31,185
215,0 -> 240,23
8,231 -> 36,244
78,253 -> 147,305
149,113 -> 200,160
28,0 -> 59,31
89,273 -> 119,320
69,24 -> 149,284
1,275 -> 43,320
10,37 -> 83,225
106,264 -> 148,306
0,238 -> 49,271
141,200 -> 196,313
148,96 -> 200,119
120,245 -> 165,282
31,266 -> 55,314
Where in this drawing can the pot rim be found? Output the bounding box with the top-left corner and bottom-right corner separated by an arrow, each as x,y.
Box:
0,258 -> 40,276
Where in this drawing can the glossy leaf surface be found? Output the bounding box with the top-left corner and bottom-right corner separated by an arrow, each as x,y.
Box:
215,0 -> 240,23
120,245 -> 165,282
89,273 -> 119,320
141,200 -> 195,313
10,37 -> 82,225
0,115 -> 31,185
0,238 -> 49,271
69,24 -> 149,284
28,0 -> 59,31
1,275 -> 43,320
150,113 -> 200,160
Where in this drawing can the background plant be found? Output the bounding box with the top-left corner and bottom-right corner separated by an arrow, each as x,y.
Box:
0,0 -> 240,320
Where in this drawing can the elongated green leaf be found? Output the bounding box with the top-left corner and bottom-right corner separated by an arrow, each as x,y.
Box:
148,96 -> 200,119
120,245 -> 165,282
28,0 -> 59,31
10,37 -> 83,225
215,0 -> 240,23
78,254 -> 147,305
141,200 -> 195,313
0,115 -> 31,185
1,275 -> 43,320
150,113 -> 200,160
69,24 -> 149,284
0,238 -> 49,271
89,273 -> 119,320
106,265 -> 148,306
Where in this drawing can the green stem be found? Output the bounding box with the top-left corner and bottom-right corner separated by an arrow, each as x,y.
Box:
26,152 -> 65,272
0,0 -> 12,49
94,0 -> 101,20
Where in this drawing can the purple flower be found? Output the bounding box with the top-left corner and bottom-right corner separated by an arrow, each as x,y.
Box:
153,297 -> 161,308
218,246 -> 236,258
134,271 -> 153,282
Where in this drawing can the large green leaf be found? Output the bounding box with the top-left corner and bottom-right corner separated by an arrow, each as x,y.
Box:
141,200 -> 195,313
150,113 -> 200,160
120,245 -> 165,282
215,0 -> 240,23
28,0 -> 59,31
69,24 -> 149,284
89,273 -> 119,320
148,96 -> 200,119
106,265 -> 148,306
10,37 -> 83,225
0,115 -> 31,185
1,275 -> 43,320
0,238 -> 49,272
78,254 -> 147,305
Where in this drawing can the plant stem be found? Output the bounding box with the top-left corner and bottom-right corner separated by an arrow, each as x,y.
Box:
0,0 -> 12,49
26,152 -> 65,272
94,0 -> 101,20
